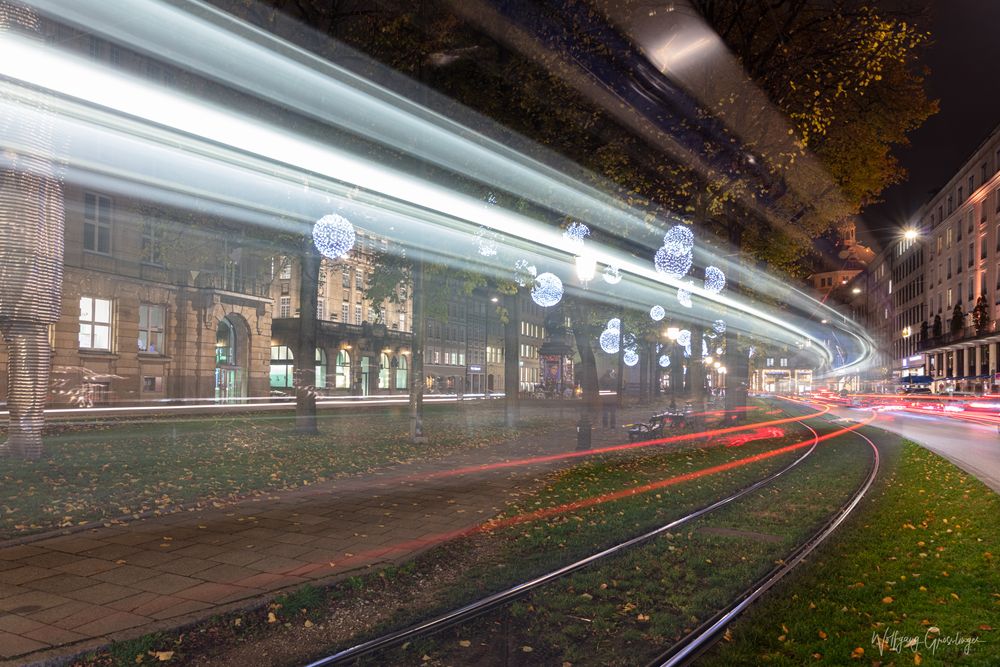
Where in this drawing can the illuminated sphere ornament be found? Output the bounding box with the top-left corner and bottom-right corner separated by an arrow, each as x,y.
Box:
650,304 -> 665,321
599,329 -> 620,354
622,332 -> 637,350
704,266 -> 726,294
513,259 -> 537,287
563,221 -> 590,252
677,287 -> 693,308
659,354 -> 671,368
654,244 -> 693,279
531,272 -> 563,307
606,317 -> 621,331
476,226 -> 499,257
312,214 -> 355,260
623,349 -> 639,367
603,264 -> 622,284
712,319 -> 726,334
663,225 -> 694,252
677,329 -> 691,347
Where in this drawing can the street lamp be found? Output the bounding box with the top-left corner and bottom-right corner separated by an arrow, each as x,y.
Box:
903,228 -> 919,241
666,326 -> 680,341
575,254 -> 596,283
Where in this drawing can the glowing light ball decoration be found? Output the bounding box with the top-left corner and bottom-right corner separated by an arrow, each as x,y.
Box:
563,221 -> 590,252
531,272 -> 563,307
476,227 -> 499,257
603,264 -> 622,284
677,287 -> 693,308
654,244 -> 692,279
623,349 -> 639,367
650,304 -> 665,321
622,332 -> 637,350
713,319 -> 726,334
513,259 -> 537,287
704,266 -> 726,294
606,317 -> 621,331
659,354 -> 670,368
677,329 -> 691,347
663,225 -> 694,252
312,214 -> 355,260
599,329 -> 620,354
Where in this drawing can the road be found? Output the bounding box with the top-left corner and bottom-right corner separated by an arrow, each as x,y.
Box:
820,402 -> 1000,493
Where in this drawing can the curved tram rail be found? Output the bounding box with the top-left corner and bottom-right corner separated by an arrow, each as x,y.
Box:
303,407 -> 830,667
648,425 -> 880,667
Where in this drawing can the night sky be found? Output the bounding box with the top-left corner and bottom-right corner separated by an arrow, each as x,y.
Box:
859,0 -> 1000,249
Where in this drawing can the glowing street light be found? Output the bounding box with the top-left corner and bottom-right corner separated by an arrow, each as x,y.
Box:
575,254 -> 596,283
665,327 -> 680,341
852,287 -> 862,294
903,228 -> 919,241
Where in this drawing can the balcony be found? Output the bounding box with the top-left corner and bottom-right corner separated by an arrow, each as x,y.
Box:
918,320 -> 1000,352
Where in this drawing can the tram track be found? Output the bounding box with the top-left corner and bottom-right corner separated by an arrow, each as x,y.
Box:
646,423 -> 880,667
301,402 -> 841,667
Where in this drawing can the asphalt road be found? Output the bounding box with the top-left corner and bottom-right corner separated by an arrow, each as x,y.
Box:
822,403 -> 1000,494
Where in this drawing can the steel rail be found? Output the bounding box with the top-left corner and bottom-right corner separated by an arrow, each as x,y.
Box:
302,406 -> 824,667
648,426 -> 881,667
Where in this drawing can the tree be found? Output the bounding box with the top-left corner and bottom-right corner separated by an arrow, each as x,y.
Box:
951,304 -> 965,335
932,313 -> 942,339
973,295 -> 990,333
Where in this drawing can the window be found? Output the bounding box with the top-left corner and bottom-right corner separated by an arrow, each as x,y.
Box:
335,349 -> 351,389
948,195 -> 953,214
341,304 -> 349,322
138,304 -> 165,354
765,358 -> 774,367
316,348 -> 327,389
317,299 -> 326,321
355,270 -> 363,290
969,175 -> 975,195
142,376 -> 163,393
342,268 -> 351,288
141,220 -> 163,265
79,297 -> 112,350
269,345 -> 294,388
354,304 -> 362,325
399,313 -> 406,332
395,354 -> 408,390
779,358 -> 788,367
279,296 -> 291,318
970,242 -> 975,266
946,227 -> 953,247
947,257 -> 952,278
948,288 -> 953,307
279,258 -> 291,280
958,187 -> 963,202
379,352 -> 390,389
83,192 -> 112,254
88,35 -> 101,59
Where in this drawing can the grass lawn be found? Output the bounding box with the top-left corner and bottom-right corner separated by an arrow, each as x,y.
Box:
74,403 -> 841,666
702,437 -> 1000,666
0,405 -> 562,539
372,414 -> 872,666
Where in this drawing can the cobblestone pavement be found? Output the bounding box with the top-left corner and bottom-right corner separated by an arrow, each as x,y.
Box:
0,402 -> 681,665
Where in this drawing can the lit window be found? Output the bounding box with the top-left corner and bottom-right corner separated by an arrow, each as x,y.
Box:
279,258 -> 291,280
269,345 -> 294,388
335,349 -> 351,389
279,296 -> 291,318
138,304 -> 165,354
79,297 -> 112,350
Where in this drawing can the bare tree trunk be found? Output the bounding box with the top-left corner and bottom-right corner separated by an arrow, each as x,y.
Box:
503,292 -> 520,427
410,259 -> 427,442
295,244 -> 320,434
570,300 -> 598,449
616,306 -> 625,408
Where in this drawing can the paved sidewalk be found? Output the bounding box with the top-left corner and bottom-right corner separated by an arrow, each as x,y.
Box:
0,403 -> 672,665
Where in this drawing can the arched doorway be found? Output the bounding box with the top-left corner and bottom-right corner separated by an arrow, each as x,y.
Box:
215,316 -> 247,400
334,349 -> 351,390
379,352 -> 391,392
315,348 -> 328,390
395,355 -> 408,391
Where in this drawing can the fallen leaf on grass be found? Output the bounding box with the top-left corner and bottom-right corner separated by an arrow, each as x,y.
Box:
882,596 -> 893,604
850,647 -> 864,659
151,651 -> 174,662
304,620 -> 313,628
459,640 -> 471,647
267,612 -> 277,623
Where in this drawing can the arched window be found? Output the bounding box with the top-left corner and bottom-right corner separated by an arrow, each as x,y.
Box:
379,352 -> 390,389
315,348 -> 327,389
395,354 -> 408,390
335,349 -> 351,389
269,345 -> 294,388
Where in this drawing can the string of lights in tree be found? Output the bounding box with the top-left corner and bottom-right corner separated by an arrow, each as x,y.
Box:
476,226 -> 499,257
704,266 -> 726,294
312,214 -> 356,260
649,304 -> 665,321
599,328 -> 620,354
513,259 -> 537,287
677,286 -> 693,308
530,272 -> 563,307
659,354 -> 670,368
562,221 -> 590,253
713,319 -> 726,334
